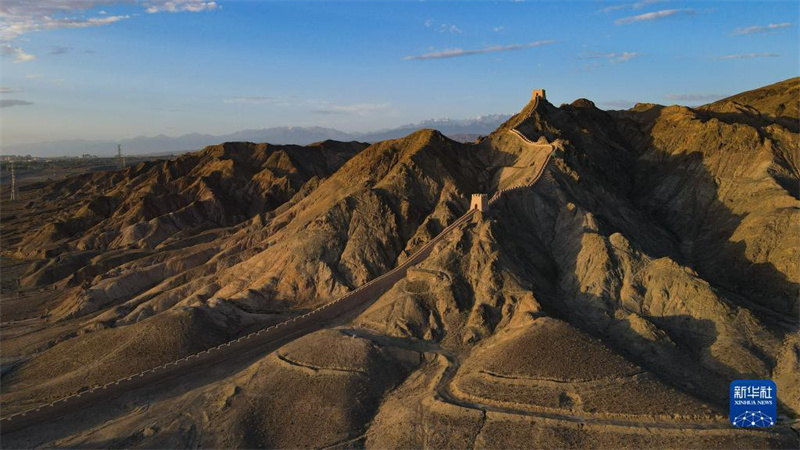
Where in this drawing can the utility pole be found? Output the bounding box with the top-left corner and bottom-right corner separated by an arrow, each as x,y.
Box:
10,162 -> 20,201
117,144 -> 126,170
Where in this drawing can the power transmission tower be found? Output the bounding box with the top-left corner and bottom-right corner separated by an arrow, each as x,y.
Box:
117,145 -> 125,170
10,162 -> 20,201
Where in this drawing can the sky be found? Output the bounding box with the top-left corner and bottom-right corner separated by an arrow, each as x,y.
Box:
1,0 -> 798,151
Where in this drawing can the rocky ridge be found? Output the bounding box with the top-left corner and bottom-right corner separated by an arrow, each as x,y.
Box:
1,78 -> 797,449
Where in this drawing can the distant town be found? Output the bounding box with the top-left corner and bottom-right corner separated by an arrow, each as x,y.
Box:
0,150 -> 176,187
2,154 -> 100,163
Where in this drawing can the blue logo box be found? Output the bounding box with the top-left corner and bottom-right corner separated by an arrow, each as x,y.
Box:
730,380 -> 777,427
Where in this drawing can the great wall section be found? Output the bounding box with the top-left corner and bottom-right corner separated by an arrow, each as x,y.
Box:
0,92 -> 554,434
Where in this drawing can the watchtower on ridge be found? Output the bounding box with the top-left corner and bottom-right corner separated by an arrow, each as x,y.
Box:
470,194 -> 488,212
532,89 -> 546,101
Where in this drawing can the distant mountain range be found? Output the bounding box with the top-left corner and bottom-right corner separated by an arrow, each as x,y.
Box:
3,115 -> 511,157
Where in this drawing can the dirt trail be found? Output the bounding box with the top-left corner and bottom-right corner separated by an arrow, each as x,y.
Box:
344,329 -> 773,434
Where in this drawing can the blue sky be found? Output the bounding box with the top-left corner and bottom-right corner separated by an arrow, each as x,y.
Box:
1,0 -> 798,150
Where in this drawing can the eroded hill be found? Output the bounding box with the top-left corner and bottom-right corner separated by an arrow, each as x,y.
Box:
1,78 -> 798,449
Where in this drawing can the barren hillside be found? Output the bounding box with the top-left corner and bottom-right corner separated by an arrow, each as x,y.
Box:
1,79 -> 798,449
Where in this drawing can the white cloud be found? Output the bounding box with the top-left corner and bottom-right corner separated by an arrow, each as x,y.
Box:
0,0 -> 132,41
0,87 -> 21,94
404,40 -> 556,60
0,1 -> 120,18
25,74 -> 42,79
145,1 -> 219,14
615,9 -> 696,25
578,51 -> 642,63
613,52 -> 641,62
312,103 -> 390,115
0,1 -> 219,62
424,19 -> 463,34
0,11 -> 130,63
715,53 -> 779,60
493,26 -> 504,32
52,15 -> 129,29
597,0 -> 668,14
733,22 -> 793,36
2,45 -> 36,63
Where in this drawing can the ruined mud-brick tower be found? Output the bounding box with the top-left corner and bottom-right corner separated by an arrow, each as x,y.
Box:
470,194 -> 488,212
532,89 -> 546,101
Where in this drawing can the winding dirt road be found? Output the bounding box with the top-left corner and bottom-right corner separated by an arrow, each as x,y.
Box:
344,329 -> 762,435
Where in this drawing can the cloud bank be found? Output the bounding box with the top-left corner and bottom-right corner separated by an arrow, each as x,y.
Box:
0,1 -> 219,63
2,45 -> 36,62
50,46 -> 73,55
0,99 -> 33,108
